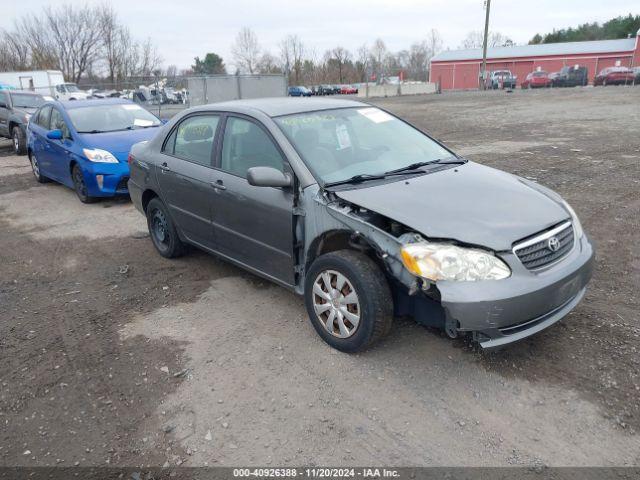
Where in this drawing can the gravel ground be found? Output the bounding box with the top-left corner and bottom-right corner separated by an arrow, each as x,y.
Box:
0,86 -> 638,468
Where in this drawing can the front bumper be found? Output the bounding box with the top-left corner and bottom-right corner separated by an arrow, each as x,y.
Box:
82,161 -> 130,197
437,233 -> 595,349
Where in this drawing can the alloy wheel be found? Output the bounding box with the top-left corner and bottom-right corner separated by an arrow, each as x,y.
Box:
13,133 -> 20,153
312,269 -> 360,338
30,154 -> 40,179
73,167 -> 88,199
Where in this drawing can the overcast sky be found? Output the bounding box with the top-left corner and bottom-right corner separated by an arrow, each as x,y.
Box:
2,0 -> 637,70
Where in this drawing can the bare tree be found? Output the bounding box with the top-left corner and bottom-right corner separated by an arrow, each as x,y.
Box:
279,35 -> 305,84
257,52 -> 281,74
231,27 -> 260,74
425,28 -> 443,57
370,38 -> 387,83
355,43 -> 369,82
462,30 -> 513,49
329,46 -> 351,83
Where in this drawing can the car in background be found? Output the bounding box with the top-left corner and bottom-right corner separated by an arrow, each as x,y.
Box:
128,97 -> 594,353
54,83 -> 90,101
288,86 -> 312,97
340,85 -> 358,94
553,65 -> 588,87
521,71 -> 552,89
633,67 -> 640,86
27,99 -> 162,203
489,70 -> 516,89
318,85 -> 334,95
331,85 -> 342,94
0,90 -> 47,155
548,71 -> 561,86
594,67 -> 635,86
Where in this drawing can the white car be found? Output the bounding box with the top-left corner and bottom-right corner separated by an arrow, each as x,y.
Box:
54,83 -> 90,101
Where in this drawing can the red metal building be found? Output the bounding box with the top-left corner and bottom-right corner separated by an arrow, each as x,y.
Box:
430,30 -> 640,90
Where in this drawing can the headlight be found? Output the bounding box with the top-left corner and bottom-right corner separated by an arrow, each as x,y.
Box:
83,148 -> 118,163
562,200 -> 583,239
400,242 -> 511,282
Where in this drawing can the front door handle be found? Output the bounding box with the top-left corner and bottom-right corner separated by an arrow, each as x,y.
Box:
160,162 -> 171,172
210,179 -> 226,190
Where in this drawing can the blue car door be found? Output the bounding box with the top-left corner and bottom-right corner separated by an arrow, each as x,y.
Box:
31,105 -> 53,176
47,107 -> 74,182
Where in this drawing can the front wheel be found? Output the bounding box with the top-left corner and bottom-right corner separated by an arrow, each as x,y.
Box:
72,164 -> 97,203
12,126 -> 26,155
146,197 -> 185,258
304,250 -> 393,352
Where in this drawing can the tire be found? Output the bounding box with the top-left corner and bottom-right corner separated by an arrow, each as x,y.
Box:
29,152 -> 49,183
146,197 -> 185,258
304,250 -> 393,353
12,126 -> 26,155
71,164 -> 97,203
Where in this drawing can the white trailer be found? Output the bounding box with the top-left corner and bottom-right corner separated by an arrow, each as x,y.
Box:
0,70 -> 90,100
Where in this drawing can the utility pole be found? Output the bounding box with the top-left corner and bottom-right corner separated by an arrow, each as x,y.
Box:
480,0 -> 491,90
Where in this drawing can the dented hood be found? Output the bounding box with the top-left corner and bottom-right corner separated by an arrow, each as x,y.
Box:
333,162 -> 570,251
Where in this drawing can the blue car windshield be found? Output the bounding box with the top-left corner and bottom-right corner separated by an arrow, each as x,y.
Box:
68,103 -> 162,133
274,107 -> 454,184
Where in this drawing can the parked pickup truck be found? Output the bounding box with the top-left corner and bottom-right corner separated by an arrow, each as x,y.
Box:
0,89 -> 47,155
489,70 -> 517,89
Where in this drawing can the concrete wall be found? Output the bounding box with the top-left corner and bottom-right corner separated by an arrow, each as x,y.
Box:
357,82 -> 436,98
187,75 -> 287,106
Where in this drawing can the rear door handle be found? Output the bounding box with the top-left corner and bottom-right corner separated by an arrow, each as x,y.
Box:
210,179 -> 226,190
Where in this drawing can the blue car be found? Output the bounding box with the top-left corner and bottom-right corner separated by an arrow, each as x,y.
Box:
27,98 -> 162,203
288,86 -> 311,97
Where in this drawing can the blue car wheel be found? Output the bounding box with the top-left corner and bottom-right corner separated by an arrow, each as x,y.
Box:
72,164 -> 97,204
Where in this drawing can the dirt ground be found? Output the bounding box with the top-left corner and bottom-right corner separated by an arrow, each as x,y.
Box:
1,86 -> 639,468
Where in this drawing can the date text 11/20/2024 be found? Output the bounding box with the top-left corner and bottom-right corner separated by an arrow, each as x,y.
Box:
233,468 -> 400,478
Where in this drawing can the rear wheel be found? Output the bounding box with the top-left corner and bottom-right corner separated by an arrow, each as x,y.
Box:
72,164 -> 97,203
29,152 -> 49,183
12,126 -> 26,155
146,197 -> 185,258
304,250 -> 393,352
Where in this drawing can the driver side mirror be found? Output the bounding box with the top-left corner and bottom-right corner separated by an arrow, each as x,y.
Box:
46,129 -> 63,140
247,167 -> 292,188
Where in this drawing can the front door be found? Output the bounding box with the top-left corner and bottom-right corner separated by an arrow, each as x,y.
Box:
0,91 -> 9,137
47,107 -> 74,181
210,115 -> 295,286
156,113 -> 220,249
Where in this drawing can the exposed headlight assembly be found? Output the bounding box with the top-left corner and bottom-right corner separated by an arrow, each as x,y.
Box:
83,148 -> 118,163
400,242 -> 511,282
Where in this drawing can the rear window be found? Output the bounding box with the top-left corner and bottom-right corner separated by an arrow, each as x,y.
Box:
10,93 -> 44,109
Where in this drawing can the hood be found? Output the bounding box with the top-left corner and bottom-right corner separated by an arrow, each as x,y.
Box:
78,127 -> 160,162
13,107 -> 37,118
333,162 -> 570,251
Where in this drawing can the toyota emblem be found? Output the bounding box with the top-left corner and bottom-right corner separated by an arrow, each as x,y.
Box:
547,236 -> 561,252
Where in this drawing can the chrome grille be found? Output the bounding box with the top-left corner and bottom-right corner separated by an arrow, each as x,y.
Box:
513,221 -> 574,270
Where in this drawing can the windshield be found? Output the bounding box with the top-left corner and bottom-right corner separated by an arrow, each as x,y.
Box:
11,93 -> 44,108
275,107 -> 454,184
63,84 -> 80,92
68,103 -> 162,133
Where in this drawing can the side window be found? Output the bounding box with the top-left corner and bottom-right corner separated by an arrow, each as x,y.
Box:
0,91 -> 7,108
220,117 -> 284,178
49,108 -> 70,138
164,115 -> 219,166
36,106 -> 52,129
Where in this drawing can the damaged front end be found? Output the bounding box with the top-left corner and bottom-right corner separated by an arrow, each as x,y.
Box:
295,185 -> 595,350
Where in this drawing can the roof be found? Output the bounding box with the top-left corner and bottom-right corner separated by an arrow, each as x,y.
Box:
59,98 -> 132,109
203,97 -> 369,117
7,90 -> 41,96
431,37 -> 637,63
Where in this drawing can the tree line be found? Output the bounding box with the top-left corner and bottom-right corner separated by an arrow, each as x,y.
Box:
190,27 -> 445,85
0,4 -> 161,87
529,14 -> 640,44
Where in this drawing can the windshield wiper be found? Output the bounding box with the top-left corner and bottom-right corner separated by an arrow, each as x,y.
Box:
324,173 -> 388,188
77,129 -> 106,134
384,158 -> 466,175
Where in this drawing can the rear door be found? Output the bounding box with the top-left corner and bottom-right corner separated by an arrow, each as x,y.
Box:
156,113 -> 221,249
210,114 -> 295,286
31,105 -> 53,175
